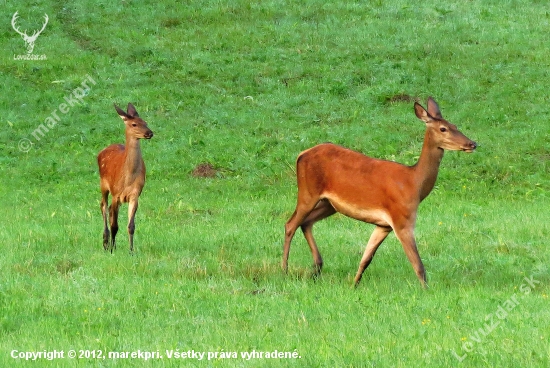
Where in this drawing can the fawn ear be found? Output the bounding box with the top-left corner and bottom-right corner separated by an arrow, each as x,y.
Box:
127,103 -> 139,118
414,102 -> 431,123
114,104 -> 130,120
426,97 -> 443,119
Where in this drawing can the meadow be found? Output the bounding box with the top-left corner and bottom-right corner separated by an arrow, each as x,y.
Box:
1,0 -> 549,366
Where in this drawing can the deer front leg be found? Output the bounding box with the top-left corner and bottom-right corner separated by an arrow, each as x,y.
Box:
127,199 -> 139,253
100,191 -> 110,251
393,227 -> 427,288
109,200 -> 120,253
354,225 -> 392,286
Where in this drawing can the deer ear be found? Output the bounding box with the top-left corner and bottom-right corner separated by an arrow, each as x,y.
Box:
426,97 -> 443,119
414,102 -> 431,123
127,103 -> 139,118
114,104 -> 130,120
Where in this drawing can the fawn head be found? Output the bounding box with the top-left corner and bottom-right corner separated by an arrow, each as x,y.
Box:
414,97 -> 476,153
114,103 -> 154,140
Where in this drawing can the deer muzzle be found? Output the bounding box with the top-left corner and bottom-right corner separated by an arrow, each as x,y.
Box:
462,141 -> 477,153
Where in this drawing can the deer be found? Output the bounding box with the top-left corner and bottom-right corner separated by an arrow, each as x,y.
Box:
97,103 -> 153,253
11,11 -> 49,54
282,97 -> 477,288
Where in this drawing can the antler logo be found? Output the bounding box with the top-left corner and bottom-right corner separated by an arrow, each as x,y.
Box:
11,11 -> 48,54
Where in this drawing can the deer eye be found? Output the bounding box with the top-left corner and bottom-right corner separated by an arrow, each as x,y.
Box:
132,123 -> 137,127
440,127 -> 447,132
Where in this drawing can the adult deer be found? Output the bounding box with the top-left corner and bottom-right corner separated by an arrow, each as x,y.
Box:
97,103 -> 153,253
282,97 -> 476,287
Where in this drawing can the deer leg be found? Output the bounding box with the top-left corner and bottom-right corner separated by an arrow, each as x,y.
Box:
283,198 -> 323,272
100,190 -> 110,251
109,200 -> 120,253
300,199 -> 336,274
127,199 -> 139,253
393,226 -> 427,288
353,226 -> 392,286
283,210 -> 301,273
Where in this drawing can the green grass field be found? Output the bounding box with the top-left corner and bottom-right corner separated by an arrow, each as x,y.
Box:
1,0 -> 549,366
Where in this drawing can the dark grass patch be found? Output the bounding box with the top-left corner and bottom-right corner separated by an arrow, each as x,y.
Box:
191,163 -> 219,178
56,259 -> 81,275
384,93 -> 418,104
161,17 -> 183,28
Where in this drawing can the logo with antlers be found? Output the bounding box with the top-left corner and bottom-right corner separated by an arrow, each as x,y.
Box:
11,11 -> 49,54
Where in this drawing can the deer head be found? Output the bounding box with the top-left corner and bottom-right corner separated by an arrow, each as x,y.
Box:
11,11 -> 49,54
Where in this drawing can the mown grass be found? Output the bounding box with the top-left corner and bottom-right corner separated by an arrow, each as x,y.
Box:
1,0 -> 549,366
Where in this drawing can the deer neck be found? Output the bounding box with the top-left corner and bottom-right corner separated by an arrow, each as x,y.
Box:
123,134 -> 143,179
412,129 -> 445,202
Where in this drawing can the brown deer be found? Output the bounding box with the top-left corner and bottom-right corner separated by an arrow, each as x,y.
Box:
283,97 -> 476,287
97,103 -> 153,253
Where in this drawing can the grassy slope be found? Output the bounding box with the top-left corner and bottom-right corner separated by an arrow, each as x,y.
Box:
0,0 -> 549,366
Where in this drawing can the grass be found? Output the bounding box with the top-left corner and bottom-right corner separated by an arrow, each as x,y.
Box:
1,0 -> 549,366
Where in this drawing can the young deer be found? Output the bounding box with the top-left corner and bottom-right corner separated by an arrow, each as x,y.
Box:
283,97 -> 477,287
97,103 -> 153,253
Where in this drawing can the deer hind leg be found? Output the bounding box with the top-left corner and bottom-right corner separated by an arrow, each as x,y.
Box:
283,198 -> 335,273
283,197 -> 322,272
109,199 -> 120,253
300,199 -> 336,274
127,199 -> 139,253
283,210 -> 303,273
354,225 -> 392,286
100,189 -> 110,251
393,226 -> 427,288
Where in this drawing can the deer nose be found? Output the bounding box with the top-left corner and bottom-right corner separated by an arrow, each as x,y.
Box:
145,130 -> 153,139
469,141 -> 477,150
